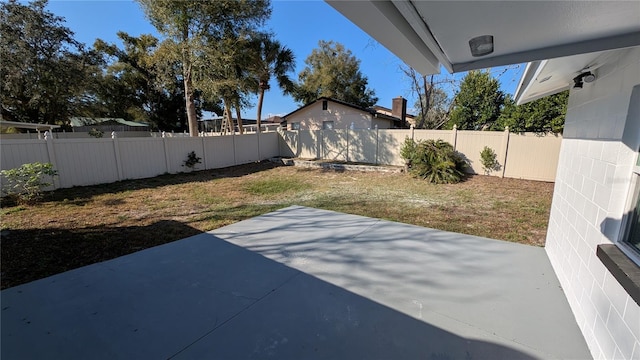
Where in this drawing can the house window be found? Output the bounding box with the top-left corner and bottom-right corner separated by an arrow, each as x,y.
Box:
291,122 -> 300,130
323,121 -> 334,130
322,100 -> 328,111
596,150 -> 640,306
621,151 -> 640,257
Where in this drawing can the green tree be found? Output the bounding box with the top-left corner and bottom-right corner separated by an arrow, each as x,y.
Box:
249,33 -> 295,132
494,91 -> 568,134
447,70 -> 505,130
93,32 -> 218,131
294,40 -> 377,107
136,0 -> 270,136
0,0 -> 98,126
198,34 -> 257,134
93,33 -> 162,123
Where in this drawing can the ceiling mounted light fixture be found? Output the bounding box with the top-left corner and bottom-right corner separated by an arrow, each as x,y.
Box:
469,35 -> 494,57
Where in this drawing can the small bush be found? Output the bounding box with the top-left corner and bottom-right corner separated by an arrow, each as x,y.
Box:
401,138 -> 467,184
88,128 -> 104,138
480,146 -> 501,175
400,137 -> 417,163
1,162 -> 58,204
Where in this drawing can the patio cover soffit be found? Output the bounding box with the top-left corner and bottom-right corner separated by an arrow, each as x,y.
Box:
326,1 -> 640,75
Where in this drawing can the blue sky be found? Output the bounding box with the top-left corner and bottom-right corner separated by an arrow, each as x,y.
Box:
46,0 -> 524,119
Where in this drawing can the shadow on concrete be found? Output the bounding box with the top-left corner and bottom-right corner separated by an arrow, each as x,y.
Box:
173,239 -> 538,360
214,207 -> 520,304
211,206 -> 591,359
1,229 -> 537,359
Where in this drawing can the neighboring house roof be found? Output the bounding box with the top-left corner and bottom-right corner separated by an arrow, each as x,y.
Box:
372,105 -> 416,119
0,120 -> 60,131
283,97 -> 405,125
69,117 -> 149,127
283,97 -> 375,119
264,115 -> 282,123
327,1 -> 640,75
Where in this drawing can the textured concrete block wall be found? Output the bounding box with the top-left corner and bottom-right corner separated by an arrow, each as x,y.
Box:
545,47 -> 640,360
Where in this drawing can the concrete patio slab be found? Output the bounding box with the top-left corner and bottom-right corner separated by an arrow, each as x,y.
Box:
1,206 -> 591,359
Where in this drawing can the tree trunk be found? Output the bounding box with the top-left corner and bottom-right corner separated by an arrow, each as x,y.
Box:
184,73 -> 199,136
224,100 -> 233,133
256,87 -> 265,134
181,26 -> 198,137
235,100 -> 244,134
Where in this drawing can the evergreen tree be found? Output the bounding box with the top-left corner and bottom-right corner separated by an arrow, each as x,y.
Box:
93,32 -> 223,131
136,0 -> 270,136
0,0 -> 98,126
294,40 -> 377,108
494,91 -> 568,134
447,70 -> 505,130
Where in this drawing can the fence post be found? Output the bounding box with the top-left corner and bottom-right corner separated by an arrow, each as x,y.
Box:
201,134 -> 208,170
500,126 -> 510,178
162,131 -> 171,173
257,131 -> 261,161
44,131 -> 60,189
111,131 -> 123,181
346,128 -> 350,163
410,124 -> 415,140
232,130 -> 237,165
375,125 -> 379,165
320,130 -> 325,160
452,125 -> 458,150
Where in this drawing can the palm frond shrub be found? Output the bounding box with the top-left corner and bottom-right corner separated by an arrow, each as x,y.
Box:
400,138 -> 467,184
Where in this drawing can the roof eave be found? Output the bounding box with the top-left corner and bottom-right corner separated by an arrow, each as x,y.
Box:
326,0 -> 443,75
0,120 -> 61,131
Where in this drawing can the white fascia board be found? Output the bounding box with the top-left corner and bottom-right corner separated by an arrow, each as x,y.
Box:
326,0 -> 441,75
514,59 -> 572,105
390,0 -> 453,73
516,85 -> 571,106
514,60 -> 546,105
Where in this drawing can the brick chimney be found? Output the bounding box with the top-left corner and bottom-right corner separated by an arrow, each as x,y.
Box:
392,96 -> 407,127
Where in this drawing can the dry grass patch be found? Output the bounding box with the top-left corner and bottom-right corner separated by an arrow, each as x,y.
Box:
0,161 -> 554,289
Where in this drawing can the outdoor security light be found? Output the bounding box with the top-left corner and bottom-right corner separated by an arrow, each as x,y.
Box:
469,35 -> 494,57
573,71 -> 596,89
583,72 -> 596,83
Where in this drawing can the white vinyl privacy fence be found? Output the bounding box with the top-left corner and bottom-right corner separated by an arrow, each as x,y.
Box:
1,127 -> 562,190
0,132 -> 279,189
279,128 -> 563,182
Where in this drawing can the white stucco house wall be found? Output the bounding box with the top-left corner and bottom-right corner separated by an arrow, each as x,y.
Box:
282,97 -> 406,130
327,1 -> 640,359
